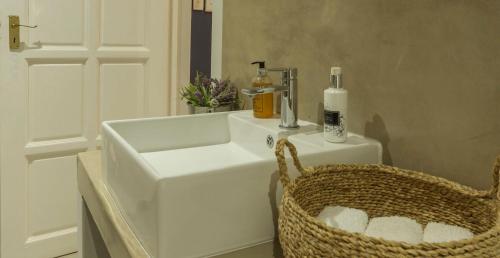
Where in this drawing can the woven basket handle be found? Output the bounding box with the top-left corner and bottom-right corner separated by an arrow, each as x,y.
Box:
275,138 -> 307,188
491,156 -> 500,201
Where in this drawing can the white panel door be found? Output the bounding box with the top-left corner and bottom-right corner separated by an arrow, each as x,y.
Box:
0,0 -> 169,257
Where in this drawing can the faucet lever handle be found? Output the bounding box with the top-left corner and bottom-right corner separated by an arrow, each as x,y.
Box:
268,68 -> 288,72
268,68 -> 290,86
268,67 -> 298,80
268,68 -> 289,78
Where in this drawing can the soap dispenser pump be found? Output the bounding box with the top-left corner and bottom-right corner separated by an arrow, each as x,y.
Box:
251,61 -> 273,118
324,67 -> 348,142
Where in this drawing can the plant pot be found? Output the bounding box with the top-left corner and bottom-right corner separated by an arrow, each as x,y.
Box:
188,104 -> 233,114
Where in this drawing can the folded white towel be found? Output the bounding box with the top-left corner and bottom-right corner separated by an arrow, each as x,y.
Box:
365,216 -> 423,244
316,206 -> 369,233
423,222 -> 474,243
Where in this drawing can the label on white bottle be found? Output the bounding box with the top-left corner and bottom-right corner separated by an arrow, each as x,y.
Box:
324,110 -> 340,126
324,109 -> 346,139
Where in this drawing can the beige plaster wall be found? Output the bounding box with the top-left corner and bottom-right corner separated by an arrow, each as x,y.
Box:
221,0 -> 500,189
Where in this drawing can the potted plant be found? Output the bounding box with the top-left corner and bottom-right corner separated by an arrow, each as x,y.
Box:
181,72 -> 239,114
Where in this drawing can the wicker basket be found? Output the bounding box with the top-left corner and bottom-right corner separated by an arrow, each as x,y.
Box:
275,139 -> 500,257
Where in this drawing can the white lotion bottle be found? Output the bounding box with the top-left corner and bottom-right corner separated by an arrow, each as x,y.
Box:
324,67 -> 348,143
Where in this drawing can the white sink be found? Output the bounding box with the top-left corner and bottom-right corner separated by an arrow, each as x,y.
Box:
102,111 -> 381,258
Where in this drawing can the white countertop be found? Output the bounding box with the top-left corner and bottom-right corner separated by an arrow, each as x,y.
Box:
77,151 -> 282,258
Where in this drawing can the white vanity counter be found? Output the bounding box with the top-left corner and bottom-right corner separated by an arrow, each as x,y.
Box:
77,151 -> 282,258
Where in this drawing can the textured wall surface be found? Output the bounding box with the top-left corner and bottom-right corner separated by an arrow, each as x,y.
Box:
222,0 -> 500,189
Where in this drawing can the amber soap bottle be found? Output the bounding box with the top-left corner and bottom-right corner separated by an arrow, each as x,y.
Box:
251,61 -> 273,118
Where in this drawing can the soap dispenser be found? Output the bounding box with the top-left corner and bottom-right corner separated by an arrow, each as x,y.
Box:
251,61 -> 273,118
324,67 -> 348,142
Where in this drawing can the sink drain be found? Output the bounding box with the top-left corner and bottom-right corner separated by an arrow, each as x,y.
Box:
266,135 -> 274,149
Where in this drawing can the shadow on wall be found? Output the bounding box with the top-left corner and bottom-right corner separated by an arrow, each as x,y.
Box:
317,103 -> 392,166
316,102 -> 324,125
365,114 -> 393,166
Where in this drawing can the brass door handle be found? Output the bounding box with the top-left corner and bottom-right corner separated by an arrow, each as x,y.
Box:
11,24 -> 38,29
9,15 -> 38,50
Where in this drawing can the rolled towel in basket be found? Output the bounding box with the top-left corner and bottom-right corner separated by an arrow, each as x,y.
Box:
316,206 -> 369,233
423,222 -> 474,243
365,216 -> 423,244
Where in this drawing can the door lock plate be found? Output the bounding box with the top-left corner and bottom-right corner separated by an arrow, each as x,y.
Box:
9,16 -> 20,49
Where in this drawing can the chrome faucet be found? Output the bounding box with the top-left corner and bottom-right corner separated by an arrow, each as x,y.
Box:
241,68 -> 299,129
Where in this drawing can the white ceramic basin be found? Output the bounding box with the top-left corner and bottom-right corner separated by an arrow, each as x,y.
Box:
102,111 -> 381,258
